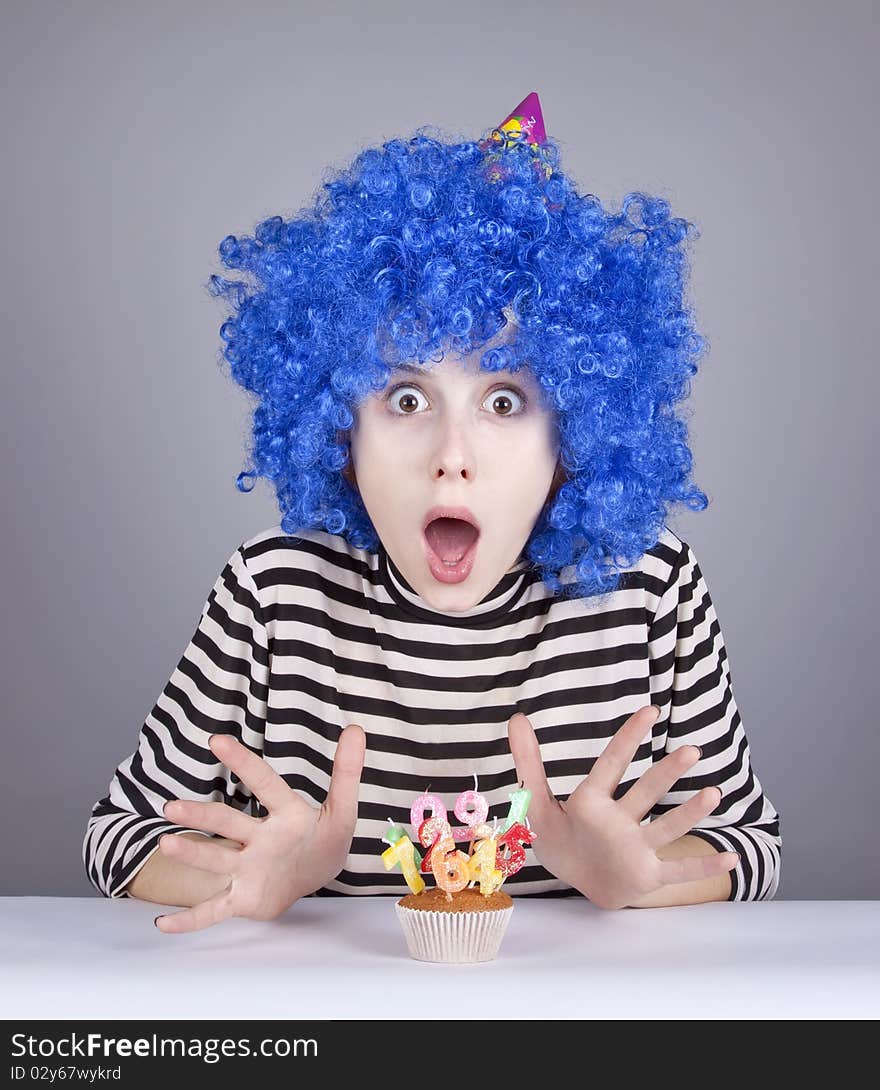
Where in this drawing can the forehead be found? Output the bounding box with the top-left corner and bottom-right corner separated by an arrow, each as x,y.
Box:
388,355 -> 539,386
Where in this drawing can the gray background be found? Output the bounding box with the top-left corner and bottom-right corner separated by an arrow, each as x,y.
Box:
2,0 -> 877,899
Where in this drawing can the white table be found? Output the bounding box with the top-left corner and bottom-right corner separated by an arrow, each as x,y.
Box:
3,897 -> 878,1019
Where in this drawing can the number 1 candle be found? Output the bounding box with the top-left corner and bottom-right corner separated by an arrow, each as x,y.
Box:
382,835 -> 425,895
500,786 -> 532,833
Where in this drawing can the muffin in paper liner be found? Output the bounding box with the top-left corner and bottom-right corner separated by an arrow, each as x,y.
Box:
394,887 -> 514,963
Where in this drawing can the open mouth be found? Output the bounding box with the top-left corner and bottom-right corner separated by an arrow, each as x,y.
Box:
423,517 -> 480,584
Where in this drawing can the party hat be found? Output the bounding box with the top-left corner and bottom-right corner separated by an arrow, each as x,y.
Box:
478,91 -> 553,184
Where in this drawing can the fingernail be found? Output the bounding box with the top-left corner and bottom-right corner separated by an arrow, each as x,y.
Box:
154,915 -> 164,929
696,746 -> 703,759
650,705 -> 662,720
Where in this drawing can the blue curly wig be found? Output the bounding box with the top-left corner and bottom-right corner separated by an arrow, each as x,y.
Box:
207,124 -> 709,603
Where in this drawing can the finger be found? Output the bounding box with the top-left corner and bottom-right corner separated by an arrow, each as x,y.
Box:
619,744 -> 702,822
207,733 -> 293,814
656,846 -> 739,889
154,886 -> 235,935
163,798 -> 257,845
642,786 -> 724,851
506,712 -> 558,817
585,705 -> 660,797
323,724 -> 366,826
159,832 -> 243,875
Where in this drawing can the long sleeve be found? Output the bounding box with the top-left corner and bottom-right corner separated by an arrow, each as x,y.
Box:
83,543 -> 270,898
647,540 -> 782,901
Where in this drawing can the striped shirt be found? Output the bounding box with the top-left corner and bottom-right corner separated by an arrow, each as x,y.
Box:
83,525 -> 782,902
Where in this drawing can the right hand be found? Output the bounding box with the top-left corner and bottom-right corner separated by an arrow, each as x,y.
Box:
154,723 -> 366,933
508,705 -> 737,910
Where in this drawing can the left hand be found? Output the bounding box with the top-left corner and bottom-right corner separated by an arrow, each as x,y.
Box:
155,724 -> 365,933
507,706 -> 738,910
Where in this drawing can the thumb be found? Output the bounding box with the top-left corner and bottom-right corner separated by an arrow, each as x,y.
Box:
507,712 -> 557,817
324,723 -> 366,827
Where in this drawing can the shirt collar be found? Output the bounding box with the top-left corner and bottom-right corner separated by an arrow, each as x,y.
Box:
377,546 -> 532,626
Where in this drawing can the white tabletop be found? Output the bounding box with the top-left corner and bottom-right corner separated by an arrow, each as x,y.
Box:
3,897 -> 878,1020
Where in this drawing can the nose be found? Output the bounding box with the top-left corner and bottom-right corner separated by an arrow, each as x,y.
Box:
429,418 -> 475,482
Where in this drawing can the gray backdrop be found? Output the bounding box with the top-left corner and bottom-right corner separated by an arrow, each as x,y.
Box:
3,0 -> 877,899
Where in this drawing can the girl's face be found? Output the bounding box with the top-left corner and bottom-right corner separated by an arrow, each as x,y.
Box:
348,350 -> 561,612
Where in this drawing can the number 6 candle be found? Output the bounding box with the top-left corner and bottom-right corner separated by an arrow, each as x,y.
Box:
430,824 -> 471,901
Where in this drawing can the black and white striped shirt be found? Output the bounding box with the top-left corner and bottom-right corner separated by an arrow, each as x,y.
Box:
83,525 -> 782,902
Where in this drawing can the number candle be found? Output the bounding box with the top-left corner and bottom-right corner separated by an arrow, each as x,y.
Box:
410,792 -> 447,834
430,825 -> 472,901
495,821 -> 537,879
418,816 -> 451,873
382,818 -> 422,866
452,775 -> 490,843
468,835 -> 504,896
382,835 -> 425,895
500,786 -> 532,833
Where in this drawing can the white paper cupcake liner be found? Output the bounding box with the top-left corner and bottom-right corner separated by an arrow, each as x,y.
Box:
395,903 -> 514,963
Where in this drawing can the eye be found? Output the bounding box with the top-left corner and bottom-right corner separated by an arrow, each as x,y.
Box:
482,386 -> 526,416
384,382 -> 528,417
386,384 -> 429,415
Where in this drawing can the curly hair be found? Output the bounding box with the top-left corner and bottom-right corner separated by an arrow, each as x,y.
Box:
207,125 -> 709,603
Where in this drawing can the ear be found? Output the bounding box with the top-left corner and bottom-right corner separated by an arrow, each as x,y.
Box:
546,459 -> 567,504
336,428 -> 358,491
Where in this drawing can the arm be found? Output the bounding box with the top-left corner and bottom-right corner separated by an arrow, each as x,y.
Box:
627,834 -> 731,908
124,832 -> 240,907
640,539 -> 782,904
82,544 -> 270,903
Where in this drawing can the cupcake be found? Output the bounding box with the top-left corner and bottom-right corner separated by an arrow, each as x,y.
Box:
395,885 -> 514,964
380,783 -> 534,964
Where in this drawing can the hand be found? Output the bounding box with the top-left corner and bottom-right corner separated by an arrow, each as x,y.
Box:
154,723 -> 366,933
507,706 -> 738,910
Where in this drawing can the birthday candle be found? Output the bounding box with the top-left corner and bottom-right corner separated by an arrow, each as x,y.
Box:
495,821 -> 537,879
430,825 -> 471,901
468,835 -> 504,896
382,818 -> 422,867
382,835 -> 425,895
500,786 -> 532,833
410,792 -> 447,834
418,815 -> 453,873
450,774 -> 489,843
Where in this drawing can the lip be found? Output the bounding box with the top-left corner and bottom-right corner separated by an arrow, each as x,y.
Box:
421,505 -> 481,585
421,506 -> 482,534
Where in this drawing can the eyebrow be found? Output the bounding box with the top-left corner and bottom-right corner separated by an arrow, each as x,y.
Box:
388,362 -> 534,385
390,363 -> 429,376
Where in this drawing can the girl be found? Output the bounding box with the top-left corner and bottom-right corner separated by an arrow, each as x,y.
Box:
83,93 -> 782,933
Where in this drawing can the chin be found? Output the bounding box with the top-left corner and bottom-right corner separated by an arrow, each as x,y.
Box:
422,588 -> 483,612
